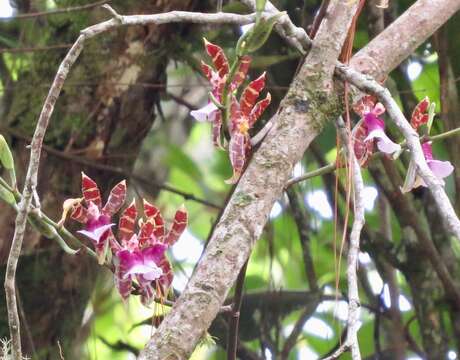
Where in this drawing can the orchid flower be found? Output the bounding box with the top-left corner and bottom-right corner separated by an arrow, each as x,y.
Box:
190,39 -> 251,148
226,72 -> 271,184
352,96 -> 400,166
61,173 -> 126,264
401,97 -> 454,192
114,200 -> 188,304
401,142 -> 454,192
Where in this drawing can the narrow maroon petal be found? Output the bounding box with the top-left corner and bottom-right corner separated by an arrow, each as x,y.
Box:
249,92 -> 271,127
81,172 -> 102,208
231,55 -> 252,90
204,38 -> 229,78
144,200 -> 165,239
102,180 -> 127,216
240,72 -> 266,116
225,132 -> 248,184
200,61 -> 213,82
165,205 -> 188,246
138,220 -> 155,247
118,200 -> 137,243
212,111 -> 225,149
69,201 -> 88,223
352,120 -> 373,166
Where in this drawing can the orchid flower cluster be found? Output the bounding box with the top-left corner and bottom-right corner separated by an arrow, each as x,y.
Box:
402,97 -> 454,192
352,95 -> 454,191
191,39 -> 271,184
61,173 -> 187,304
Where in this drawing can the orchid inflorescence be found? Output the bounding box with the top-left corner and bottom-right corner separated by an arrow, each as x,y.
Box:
60,173 -> 187,305
191,39 -> 271,184
352,95 -> 454,192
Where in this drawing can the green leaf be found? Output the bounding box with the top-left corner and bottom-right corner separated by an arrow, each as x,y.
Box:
0,185 -> 15,205
0,135 -> 14,170
236,12 -> 285,55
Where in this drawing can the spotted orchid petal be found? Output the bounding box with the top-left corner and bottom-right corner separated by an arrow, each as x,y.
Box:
102,180 -> 126,216
411,97 -> 430,129
190,102 -> 219,123
231,55 -> 251,90
165,205 -> 188,246
240,72 -> 266,116
353,95 -> 377,117
225,132 -> 248,184
118,200 -> 137,243
203,38 -> 229,78
143,200 -> 165,239
249,92 -> 271,127
81,172 -> 102,208
352,119 -> 374,166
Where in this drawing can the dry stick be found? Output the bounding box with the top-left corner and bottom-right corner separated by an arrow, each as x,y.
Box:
2,6 -> 269,358
322,118 -> 364,360
4,34 -> 85,359
336,64 -> 460,242
285,127 -> 460,187
226,260 -> 249,360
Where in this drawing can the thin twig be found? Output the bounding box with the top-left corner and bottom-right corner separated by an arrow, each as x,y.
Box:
336,64 -> 460,242
226,260 -> 248,360
1,0 -> 109,20
322,118 -> 364,360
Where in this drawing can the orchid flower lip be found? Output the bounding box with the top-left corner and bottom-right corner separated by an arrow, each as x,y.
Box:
77,223 -> 115,243
190,102 -> 218,122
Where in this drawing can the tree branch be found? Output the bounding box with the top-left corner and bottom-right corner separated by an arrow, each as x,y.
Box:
139,1 -> 361,358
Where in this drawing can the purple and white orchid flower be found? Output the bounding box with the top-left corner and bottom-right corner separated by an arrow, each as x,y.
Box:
117,238 -> 166,283
77,202 -> 114,244
401,142 -> 454,193
363,103 -> 401,155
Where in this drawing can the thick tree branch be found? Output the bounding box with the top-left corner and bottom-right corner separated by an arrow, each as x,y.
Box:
139,1 -> 360,358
